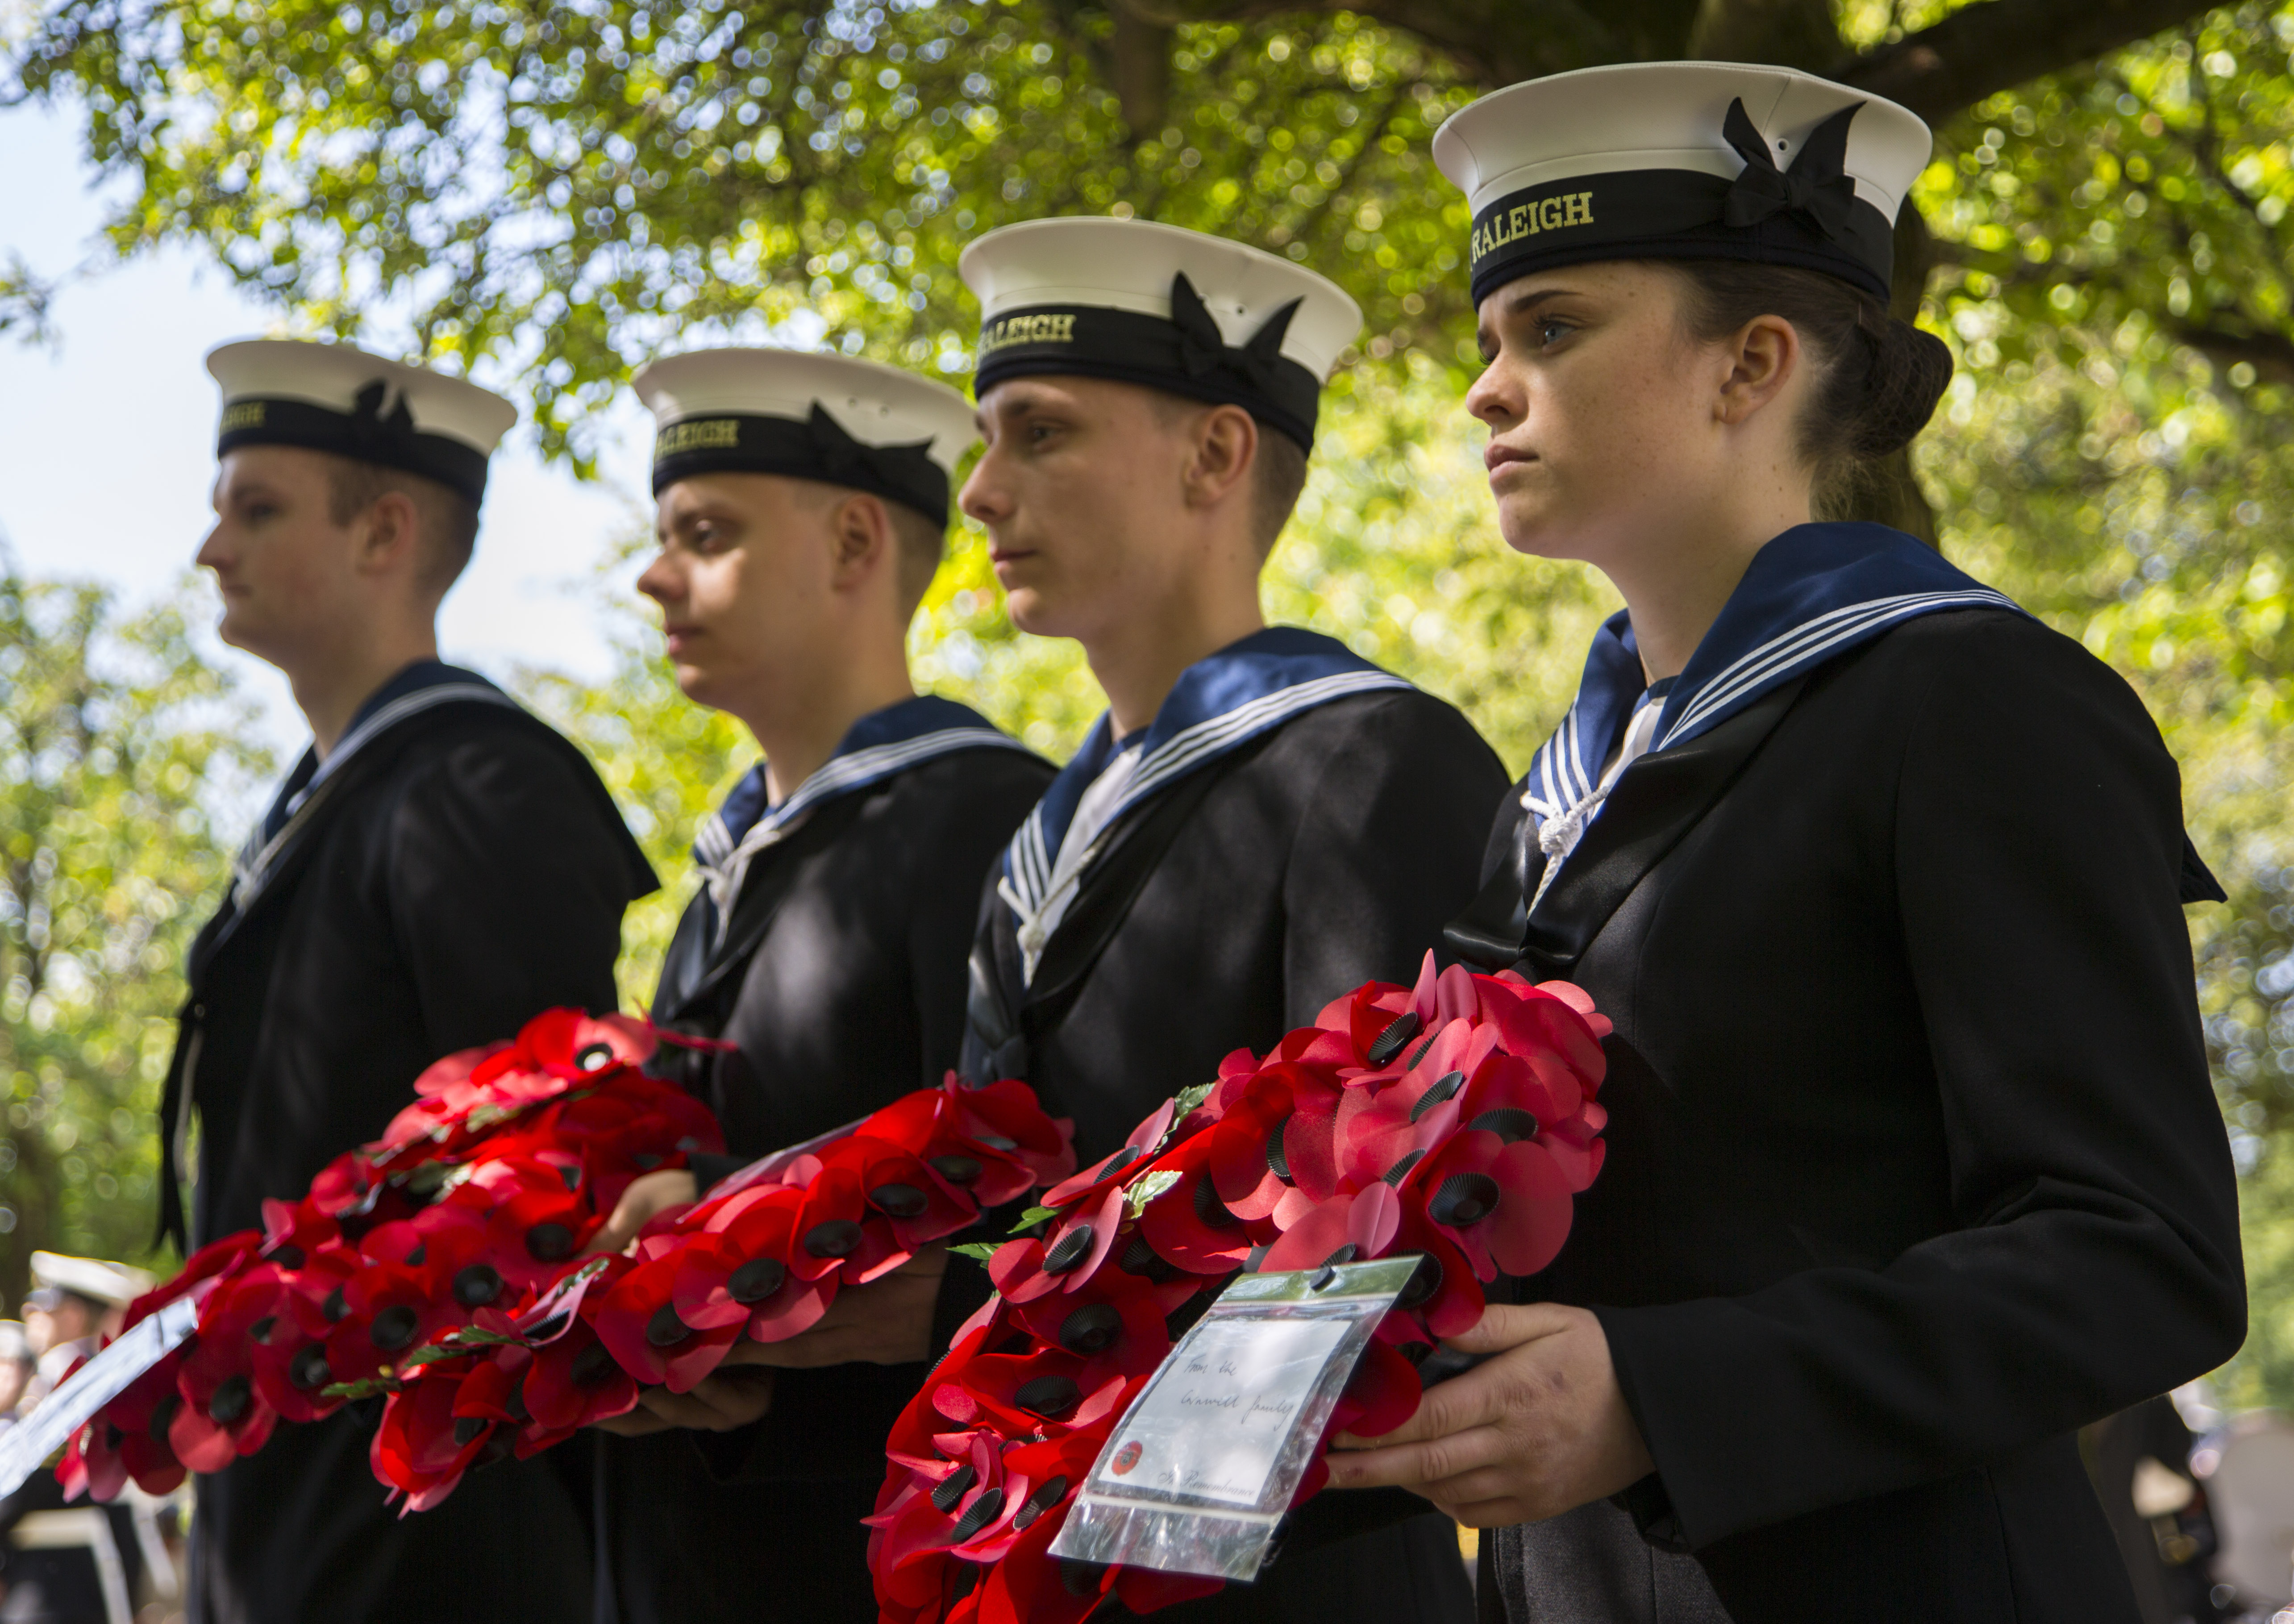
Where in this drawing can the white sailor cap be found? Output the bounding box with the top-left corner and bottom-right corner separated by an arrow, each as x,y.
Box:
29,1251 -> 151,1311
958,217 -> 1363,449
206,339 -> 517,507
1432,62 -> 1932,305
631,349 -> 978,528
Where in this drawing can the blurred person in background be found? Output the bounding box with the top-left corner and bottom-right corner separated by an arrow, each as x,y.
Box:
18,1253 -> 143,1412
0,1323 -> 29,1429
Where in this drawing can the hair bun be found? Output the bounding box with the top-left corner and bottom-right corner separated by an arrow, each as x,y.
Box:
1854,319 -> 1953,458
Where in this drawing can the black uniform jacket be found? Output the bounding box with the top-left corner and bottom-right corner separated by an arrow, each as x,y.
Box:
960,688 -> 1511,1624
166,666 -> 656,1624
595,743 -> 1054,1624
1451,610 -> 2244,1624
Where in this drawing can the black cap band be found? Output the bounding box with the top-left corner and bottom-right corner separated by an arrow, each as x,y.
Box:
973,279 -> 1323,450
215,385 -> 491,505
649,404 -> 949,527
1468,101 -> 1892,305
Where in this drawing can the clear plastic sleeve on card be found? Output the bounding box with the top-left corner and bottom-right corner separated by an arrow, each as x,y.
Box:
1049,1256 -> 1416,1582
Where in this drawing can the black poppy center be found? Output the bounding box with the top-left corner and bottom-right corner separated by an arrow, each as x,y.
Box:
868,1182 -> 929,1219
1429,1172 -> 1501,1228
149,1394 -> 181,1443
1264,1121 -> 1293,1183
1013,1374 -> 1081,1419
1468,1108 -> 1538,1144
928,1154 -> 982,1186
525,1222 -> 575,1262
950,1484 -> 1007,1542
289,1344 -> 333,1391
1193,1178 -> 1240,1230
575,1041 -> 616,1073
248,1315 -> 278,1345
729,1257 -> 787,1304
931,1462 -> 978,1513
1365,1008 -> 1422,1067
646,1304 -> 692,1347
453,1416 -> 490,1447
1013,1474 -> 1070,1531
453,1264 -> 505,1308
208,1374 -> 253,1426
1040,1224 -> 1094,1275
1059,1303 -> 1123,1356
267,1242 -> 306,1270
803,1219 -> 864,1259
570,1341 -> 616,1387
370,1304 -> 421,1353
322,1286 -> 349,1323
1398,1253 -> 1444,1310
1410,1071 -> 1466,1124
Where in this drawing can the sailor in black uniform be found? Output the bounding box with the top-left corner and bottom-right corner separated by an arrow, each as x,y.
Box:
1322,63 -> 2246,1624
570,349 -> 1054,1623
758,219 -> 1507,1620
168,340 -> 658,1623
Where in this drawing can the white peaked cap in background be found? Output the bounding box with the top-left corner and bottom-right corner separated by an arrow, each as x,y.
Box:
206,339 -> 516,504
632,348 -> 978,524
1432,62 -> 1932,303
29,1251 -> 152,1310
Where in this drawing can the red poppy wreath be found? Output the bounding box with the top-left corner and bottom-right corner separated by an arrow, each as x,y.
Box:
52,1009 -> 1075,1513
866,956 -> 1608,1624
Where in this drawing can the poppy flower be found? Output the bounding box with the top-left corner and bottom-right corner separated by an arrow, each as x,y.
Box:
372,1360 -> 501,1511
1404,1124 -> 1576,1281
1005,1260 -> 1179,1387
676,1186 -> 833,1344
591,1245 -> 744,1392
476,1162 -> 600,1292
1206,1081 -> 1296,1223
168,1267 -> 287,1472
1135,1135 -> 1261,1274
939,1076 -> 1077,1188
520,1310 -> 640,1441
1041,1099 -> 1176,1210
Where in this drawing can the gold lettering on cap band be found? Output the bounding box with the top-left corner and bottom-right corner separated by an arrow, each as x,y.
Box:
219,401 -> 267,433
1470,191 -> 1598,268
655,418 -> 744,458
976,312 -> 1078,358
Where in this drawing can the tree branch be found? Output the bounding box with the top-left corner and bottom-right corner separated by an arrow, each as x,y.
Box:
1832,0 -> 2220,123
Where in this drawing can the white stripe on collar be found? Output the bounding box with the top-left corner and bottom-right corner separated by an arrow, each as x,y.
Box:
231,683 -> 520,910
999,666 -> 1408,981
695,725 -> 1030,938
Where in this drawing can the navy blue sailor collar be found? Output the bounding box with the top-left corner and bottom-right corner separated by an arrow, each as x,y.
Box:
1523,523 -> 2021,848
695,693 -> 1035,926
1001,626 -> 1411,921
237,659 -> 518,906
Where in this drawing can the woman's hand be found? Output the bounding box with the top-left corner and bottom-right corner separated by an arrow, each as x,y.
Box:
1324,1303 -> 1654,1528
582,1169 -> 699,1257
721,1245 -> 948,1369
593,1368 -> 776,1435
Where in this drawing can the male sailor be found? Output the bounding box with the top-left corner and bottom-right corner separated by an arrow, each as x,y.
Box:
573,349 -> 1055,1624
166,340 -> 657,1624
754,219 -> 1510,1620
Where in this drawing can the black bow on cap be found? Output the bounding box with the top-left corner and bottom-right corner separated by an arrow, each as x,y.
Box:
1720,97 -> 1862,242
1169,273 -> 1303,394
347,378 -> 422,461
806,402 -> 937,496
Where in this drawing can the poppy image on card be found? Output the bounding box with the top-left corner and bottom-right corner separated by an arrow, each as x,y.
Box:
1110,1440 -> 1143,1475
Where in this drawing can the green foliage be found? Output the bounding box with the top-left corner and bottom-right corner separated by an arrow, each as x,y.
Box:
11,0 -> 1479,461
0,572 -> 271,1308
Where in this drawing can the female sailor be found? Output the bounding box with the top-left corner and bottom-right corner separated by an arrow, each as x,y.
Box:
1326,61 -> 2244,1624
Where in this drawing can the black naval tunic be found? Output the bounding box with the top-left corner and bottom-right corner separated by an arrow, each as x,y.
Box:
1449,607 -> 2244,1624
958,638 -> 1511,1624
594,714 -> 1053,1624
160,661 -> 656,1624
